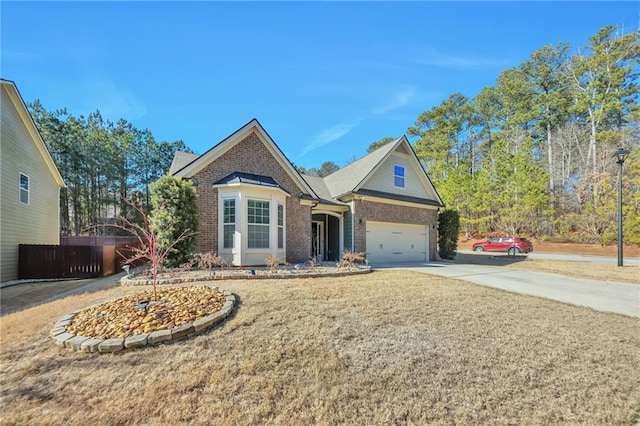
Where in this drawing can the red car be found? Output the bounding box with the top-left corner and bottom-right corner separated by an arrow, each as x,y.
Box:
472,237 -> 533,255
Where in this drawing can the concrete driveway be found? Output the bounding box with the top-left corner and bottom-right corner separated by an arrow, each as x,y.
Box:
457,249 -> 640,265
377,262 -> 640,318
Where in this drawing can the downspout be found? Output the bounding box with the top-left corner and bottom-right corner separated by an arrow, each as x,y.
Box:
57,187 -> 61,243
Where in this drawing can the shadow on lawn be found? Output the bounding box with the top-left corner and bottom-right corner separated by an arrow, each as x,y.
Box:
453,252 -> 529,267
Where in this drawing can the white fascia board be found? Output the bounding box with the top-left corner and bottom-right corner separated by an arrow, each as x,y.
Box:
2,81 -> 66,188
213,182 -> 290,198
352,138 -> 404,193
175,119 -> 318,199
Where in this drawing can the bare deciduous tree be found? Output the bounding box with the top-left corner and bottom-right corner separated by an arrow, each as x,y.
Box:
111,196 -> 197,300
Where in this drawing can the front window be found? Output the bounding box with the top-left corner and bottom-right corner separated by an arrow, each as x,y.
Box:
223,199 -> 235,249
19,173 -> 29,204
394,165 -> 405,188
277,204 -> 284,249
248,199 -> 270,248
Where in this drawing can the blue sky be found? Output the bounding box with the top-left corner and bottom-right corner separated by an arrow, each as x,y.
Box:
2,2 -> 638,169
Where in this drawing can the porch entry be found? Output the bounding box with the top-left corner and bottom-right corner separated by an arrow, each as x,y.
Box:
311,213 -> 341,262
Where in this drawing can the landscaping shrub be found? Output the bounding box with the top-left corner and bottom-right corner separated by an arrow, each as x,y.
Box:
438,209 -> 460,260
149,175 -> 198,267
196,252 -> 229,276
265,255 -> 281,272
340,250 -> 365,268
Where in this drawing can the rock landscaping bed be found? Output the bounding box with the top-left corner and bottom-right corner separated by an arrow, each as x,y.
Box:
50,264 -> 371,354
51,286 -> 235,353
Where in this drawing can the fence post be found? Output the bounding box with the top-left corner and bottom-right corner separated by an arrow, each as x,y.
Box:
102,245 -> 116,276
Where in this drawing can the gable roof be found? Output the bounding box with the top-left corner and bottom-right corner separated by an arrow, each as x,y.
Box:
323,136 -> 444,206
172,118 -> 318,198
322,138 -> 400,199
1,79 -> 66,188
169,151 -> 198,175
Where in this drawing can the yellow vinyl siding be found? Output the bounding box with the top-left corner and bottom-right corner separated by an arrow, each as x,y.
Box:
1,85 -> 60,281
361,153 -> 432,199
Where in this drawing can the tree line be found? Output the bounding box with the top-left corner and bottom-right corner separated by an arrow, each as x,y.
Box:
373,24 -> 639,244
28,102 -> 192,235
28,24 -> 638,245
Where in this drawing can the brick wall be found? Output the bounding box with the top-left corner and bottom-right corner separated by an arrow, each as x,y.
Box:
191,131 -> 311,263
353,199 -> 438,260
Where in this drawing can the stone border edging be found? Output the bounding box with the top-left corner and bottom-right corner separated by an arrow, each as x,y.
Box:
120,267 -> 372,286
50,287 -> 236,354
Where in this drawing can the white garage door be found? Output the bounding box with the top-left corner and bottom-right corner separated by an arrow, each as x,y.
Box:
366,221 -> 428,264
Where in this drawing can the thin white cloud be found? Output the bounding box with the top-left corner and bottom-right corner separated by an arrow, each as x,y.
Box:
417,48 -> 510,69
372,87 -> 416,115
1,50 -> 36,59
81,73 -> 147,121
302,119 -> 361,156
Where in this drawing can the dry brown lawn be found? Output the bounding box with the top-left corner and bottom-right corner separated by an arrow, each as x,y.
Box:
506,258 -> 640,284
1,270 -> 639,425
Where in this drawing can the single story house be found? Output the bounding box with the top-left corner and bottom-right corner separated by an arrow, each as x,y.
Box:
1,79 -> 66,281
170,119 -> 444,266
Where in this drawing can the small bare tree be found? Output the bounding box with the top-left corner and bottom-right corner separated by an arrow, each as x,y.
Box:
112,196 -> 197,300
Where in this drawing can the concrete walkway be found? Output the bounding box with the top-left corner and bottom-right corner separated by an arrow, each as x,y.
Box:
378,262 -> 640,318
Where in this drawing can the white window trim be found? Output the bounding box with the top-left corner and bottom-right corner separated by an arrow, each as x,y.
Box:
393,164 -> 405,189
277,203 -> 285,249
247,198 -> 271,249
217,185 -> 287,265
19,172 -> 30,205
222,197 -> 236,250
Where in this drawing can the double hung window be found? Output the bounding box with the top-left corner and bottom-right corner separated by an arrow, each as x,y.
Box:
19,173 -> 29,204
394,165 -> 405,188
248,199 -> 270,248
277,204 -> 284,249
223,199 -> 235,249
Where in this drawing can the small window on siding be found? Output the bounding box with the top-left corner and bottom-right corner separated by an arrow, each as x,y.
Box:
394,165 -> 405,188
19,173 -> 29,204
223,198 -> 235,249
277,204 -> 284,249
248,199 -> 270,248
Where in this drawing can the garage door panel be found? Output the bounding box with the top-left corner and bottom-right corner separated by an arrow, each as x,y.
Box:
366,221 -> 427,263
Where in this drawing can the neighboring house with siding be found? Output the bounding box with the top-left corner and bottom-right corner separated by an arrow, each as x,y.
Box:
1,79 -> 66,281
171,118 -> 444,266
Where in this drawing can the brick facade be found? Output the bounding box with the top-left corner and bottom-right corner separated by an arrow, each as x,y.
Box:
353,199 -> 438,260
191,132 -> 311,264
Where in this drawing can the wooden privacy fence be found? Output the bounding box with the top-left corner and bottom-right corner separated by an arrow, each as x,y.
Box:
60,236 -> 139,247
19,245 -> 104,279
18,241 -> 143,279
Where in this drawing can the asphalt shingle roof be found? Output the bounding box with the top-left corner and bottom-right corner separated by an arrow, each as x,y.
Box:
322,138 -> 401,198
213,172 -> 285,192
169,151 -> 199,175
301,174 -> 347,206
